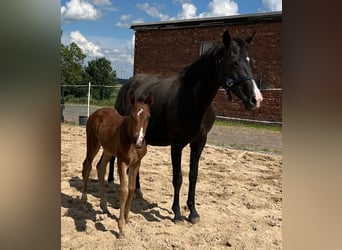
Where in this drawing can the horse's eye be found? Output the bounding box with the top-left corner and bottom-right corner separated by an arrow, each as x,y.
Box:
232,61 -> 239,68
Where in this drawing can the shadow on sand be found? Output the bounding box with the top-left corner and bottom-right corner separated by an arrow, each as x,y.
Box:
61,176 -> 174,237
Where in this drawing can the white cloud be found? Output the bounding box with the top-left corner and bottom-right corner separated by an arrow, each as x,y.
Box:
75,34 -> 135,78
61,0 -> 100,21
116,14 -> 134,28
90,0 -> 111,6
200,0 -> 239,17
132,18 -> 145,24
262,0 -> 282,11
120,14 -> 132,21
70,31 -> 104,58
115,22 -> 129,28
137,3 -> 170,21
176,3 -> 197,19
137,0 -> 239,22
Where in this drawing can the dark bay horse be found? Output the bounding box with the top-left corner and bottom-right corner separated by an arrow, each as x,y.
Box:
81,92 -> 153,237
108,30 -> 263,223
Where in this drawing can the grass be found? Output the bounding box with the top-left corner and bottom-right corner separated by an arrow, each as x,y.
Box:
207,140 -> 282,155
64,97 -> 116,108
214,119 -> 282,132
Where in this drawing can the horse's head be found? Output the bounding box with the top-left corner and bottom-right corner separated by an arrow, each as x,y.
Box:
129,92 -> 153,148
219,30 -> 263,111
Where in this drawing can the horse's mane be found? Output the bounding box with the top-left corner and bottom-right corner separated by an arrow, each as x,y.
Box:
180,43 -> 225,85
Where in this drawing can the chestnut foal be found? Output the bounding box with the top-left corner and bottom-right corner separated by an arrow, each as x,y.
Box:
81,92 -> 153,237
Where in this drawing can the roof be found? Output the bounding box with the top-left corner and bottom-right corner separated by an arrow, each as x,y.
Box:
130,11 -> 282,31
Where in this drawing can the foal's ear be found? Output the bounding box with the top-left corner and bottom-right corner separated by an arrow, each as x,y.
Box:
246,31 -> 256,44
145,92 -> 154,106
129,91 -> 136,105
222,30 -> 231,48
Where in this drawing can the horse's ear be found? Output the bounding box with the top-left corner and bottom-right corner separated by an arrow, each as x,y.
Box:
145,92 -> 154,106
129,91 -> 135,105
222,30 -> 231,48
246,31 -> 256,44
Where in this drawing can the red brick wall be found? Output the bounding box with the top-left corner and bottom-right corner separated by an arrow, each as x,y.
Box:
213,88 -> 282,122
133,18 -> 282,122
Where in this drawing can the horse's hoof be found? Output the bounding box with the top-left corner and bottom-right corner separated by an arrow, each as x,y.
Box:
135,188 -> 143,198
188,216 -> 200,224
118,232 -> 125,239
172,217 -> 184,224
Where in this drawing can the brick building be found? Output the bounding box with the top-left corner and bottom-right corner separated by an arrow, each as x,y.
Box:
130,11 -> 282,123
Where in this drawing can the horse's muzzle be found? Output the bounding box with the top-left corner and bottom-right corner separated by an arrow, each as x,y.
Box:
134,136 -> 144,148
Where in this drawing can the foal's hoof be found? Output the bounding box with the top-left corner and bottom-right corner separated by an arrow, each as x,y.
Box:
100,202 -> 109,214
188,216 -> 200,224
81,194 -> 87,202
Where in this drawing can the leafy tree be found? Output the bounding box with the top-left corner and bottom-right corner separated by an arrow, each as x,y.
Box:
61,42 -> 88,97
85,57 -> 118,100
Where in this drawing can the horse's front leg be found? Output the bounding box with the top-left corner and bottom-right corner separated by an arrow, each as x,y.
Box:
117,159 -> 129,237
187,136 -> 207,224
96,152 -> 111,213
171,143 -> 185,222
124,160 -> 140,223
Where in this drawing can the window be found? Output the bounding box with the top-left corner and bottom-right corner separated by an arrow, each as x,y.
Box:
199,41 -> 216,55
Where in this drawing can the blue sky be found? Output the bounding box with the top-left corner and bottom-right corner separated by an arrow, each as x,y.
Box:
61,0 -> 282,79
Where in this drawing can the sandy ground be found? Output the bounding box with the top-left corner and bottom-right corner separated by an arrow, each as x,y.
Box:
61,123 -> 282,249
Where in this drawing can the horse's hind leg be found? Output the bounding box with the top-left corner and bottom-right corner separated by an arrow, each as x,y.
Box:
82,144 -> 100,202
96,151 -> 112,213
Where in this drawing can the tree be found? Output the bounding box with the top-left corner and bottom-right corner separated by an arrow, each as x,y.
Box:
85,57 -> 118,100
61,42 -> 88,97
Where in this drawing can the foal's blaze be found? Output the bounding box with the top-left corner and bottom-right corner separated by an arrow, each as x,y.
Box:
81,92 -> 153,237
130,94 -> 151,148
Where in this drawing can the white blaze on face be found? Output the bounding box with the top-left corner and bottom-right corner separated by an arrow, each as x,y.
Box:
252,79 -> 263,108
137,108 -> 143,116
136,108 -> 145,146
136,127 -> 144,146
246,56 -> 250,63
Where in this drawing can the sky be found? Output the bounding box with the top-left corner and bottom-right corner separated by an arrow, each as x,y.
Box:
61,0 -> 282,79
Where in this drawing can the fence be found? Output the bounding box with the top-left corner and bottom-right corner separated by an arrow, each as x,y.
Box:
61,83 -> 121,125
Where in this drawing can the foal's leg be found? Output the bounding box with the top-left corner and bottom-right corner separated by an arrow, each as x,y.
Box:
117,159 -> 129,237
187,134 -> 207,224
124,160 -> 140,223
108,156 -> 115,183
96,151 -> 112,213
171,143 -> 185,222
82,143 -> 100,202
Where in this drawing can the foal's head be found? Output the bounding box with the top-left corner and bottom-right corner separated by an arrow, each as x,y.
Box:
219,30 -> 263,110
128,92 -> 153,148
